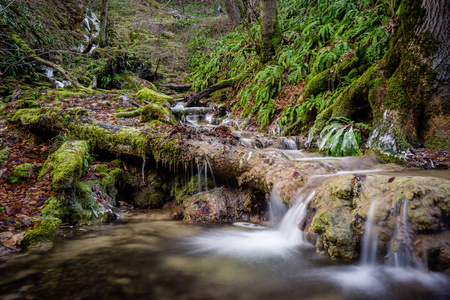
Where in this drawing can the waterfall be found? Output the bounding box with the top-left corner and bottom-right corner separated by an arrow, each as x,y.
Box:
197,162 -> 201,193
283,137 -> 298,150
278,192 -> 314,241
268,185 -> 287,223
205,156 -> 216,187
360,201 -> 379,265
79,10 -> 100,53
44,66 -> 70,89
386,199 -> 422,268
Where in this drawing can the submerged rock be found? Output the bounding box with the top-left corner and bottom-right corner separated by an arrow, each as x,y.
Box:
304,174 -> 450,271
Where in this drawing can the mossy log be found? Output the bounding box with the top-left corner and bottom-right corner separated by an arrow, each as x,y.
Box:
12,107 -> 339,204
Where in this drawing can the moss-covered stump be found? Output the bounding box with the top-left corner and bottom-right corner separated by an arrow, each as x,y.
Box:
140,103 -> 176,125
303,174 -> 450,271
40,140 -> 90,200
183,187 -> 259,223
131,87 -> 173,105
21,217 -> 61,251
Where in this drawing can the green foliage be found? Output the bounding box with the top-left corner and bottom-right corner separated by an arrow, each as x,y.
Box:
236,64 -> 283,128
190,0 -> 394,130
318,122 -> 363,156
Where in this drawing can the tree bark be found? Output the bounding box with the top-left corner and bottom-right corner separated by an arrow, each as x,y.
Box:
259,0 -> 282,63
99,0 -> 109,47
223,0 -> 242,25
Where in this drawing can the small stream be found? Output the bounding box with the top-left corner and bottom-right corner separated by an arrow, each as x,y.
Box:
1,152 -> 449,299
0,208 -> 448,300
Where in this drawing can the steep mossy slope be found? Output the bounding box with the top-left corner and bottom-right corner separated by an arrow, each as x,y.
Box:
190,0 -> 449,157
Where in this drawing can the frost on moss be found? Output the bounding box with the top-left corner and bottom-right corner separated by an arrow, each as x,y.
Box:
22,217 -> 61,249
131,87 -> 173,105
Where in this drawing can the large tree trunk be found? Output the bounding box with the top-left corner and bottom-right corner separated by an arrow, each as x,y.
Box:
223,0 -> 242,25
99,0 -> 109,47
259,0 -> 282,63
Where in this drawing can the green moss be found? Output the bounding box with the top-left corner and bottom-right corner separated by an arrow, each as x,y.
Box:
424,132 -> 450,151
113,107 -> 142,118
42,140 -> 90,195
0,148 -> 9,162
13,163 -> 35,178
140,103 -> 176,125
9,163 -> 35,183
131,88 -> 173,105
16,100 -> 40,109
161,31 -> 175,39
12,108 -> 43,125
22,217 -> 61,248
12,107 -> 182,168
42,197 -> 64,219
303,70 -> 330,100
92,165 -> 109,174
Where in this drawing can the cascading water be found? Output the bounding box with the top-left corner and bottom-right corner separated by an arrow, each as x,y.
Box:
360,201 -> 379,265
79,10 -> 100,53
386,199 -> 422,269
283,137 -> 298,150
44,67 -> 70,89
188,183 -> 314,259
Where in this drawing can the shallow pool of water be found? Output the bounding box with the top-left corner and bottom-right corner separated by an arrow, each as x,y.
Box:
0,210 -> 449,300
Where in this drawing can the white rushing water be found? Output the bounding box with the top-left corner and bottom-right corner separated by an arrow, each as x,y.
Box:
186,153 -> 450,296
360,201 -> 379,265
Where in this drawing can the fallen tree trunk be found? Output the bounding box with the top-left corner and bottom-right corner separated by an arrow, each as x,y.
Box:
185,73 -> 249,107
12,107 -> 342,204
186,82 -> 232,107
157,84 -> 191,92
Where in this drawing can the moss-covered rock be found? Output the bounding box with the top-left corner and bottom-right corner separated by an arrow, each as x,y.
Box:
43,140 -> 90,198
131,87 -> 173,105
0,148 -> 9,162
22,217 -> 61,250
16,100 -> 40,109
304,174 -> 450,267
113,107 -> 142,118
8,163 -> 35,183
140,103 -> 176,125
303,70 -> 330,100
